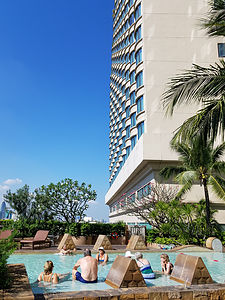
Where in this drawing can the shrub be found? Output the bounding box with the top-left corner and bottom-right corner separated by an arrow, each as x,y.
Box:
0,233 -> 16,289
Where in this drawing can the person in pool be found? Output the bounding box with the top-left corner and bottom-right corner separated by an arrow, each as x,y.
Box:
96,247 -> 108,265
135,252 -> 155,279
160,254 -> 173,275
60,244 -> 76,255
38,261 -> 59,284
72,249 -> 98,283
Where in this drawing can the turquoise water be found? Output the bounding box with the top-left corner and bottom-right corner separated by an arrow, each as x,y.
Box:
8,251 -> 225,294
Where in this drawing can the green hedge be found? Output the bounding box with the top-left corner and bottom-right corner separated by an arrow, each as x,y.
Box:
0,219 -> 126,238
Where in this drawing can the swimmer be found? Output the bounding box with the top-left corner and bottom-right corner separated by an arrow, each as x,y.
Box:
72,249 -> 98,283
160,254 -> 173,275
38,261 -> 59,284
135,252 -> 155,279
96,247 -> 108,265
60,245 -> 75,255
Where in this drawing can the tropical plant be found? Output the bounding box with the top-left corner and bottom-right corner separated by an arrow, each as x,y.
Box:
162,0 -> 225,143
0,233 -> 17,289
146,199 -> 221,246
201,0 -> 225,37
160,135 -> 225,229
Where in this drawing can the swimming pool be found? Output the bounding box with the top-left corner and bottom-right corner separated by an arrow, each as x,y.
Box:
7,251 -> 225,294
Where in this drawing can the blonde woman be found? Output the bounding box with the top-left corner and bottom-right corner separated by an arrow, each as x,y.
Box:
160,254 -> 173,275
38,261 -> 59,284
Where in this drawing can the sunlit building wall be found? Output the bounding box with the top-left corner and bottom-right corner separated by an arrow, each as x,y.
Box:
106,0 -> 225,225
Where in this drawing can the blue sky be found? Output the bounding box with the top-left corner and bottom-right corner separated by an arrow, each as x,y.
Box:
0,0 -> 114,221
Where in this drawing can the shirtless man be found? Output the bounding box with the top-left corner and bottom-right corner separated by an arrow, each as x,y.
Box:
72,249 -> 98,283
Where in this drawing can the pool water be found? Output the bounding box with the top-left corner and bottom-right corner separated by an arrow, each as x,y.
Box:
7,251 -> 225,294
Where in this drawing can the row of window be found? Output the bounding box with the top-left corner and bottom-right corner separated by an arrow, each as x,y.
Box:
112,26 -> 141,54
109,121 -> 144,180
109,181 -> 152,212
111,47 -> 142,65
113,3 -> 141,44
113,0 -> 135,32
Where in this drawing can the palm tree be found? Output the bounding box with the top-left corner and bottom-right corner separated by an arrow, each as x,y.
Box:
162,0 -> 225,143
201,0 -> 225,37
160,135 -> 225,230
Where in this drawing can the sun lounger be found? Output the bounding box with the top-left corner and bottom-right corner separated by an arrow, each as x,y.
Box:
0,229 -> 12,240
19,230 -> 51,250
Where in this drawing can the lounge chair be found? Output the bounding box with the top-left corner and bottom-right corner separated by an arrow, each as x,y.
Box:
19,230 -> 51,250
0,229 -> 12,240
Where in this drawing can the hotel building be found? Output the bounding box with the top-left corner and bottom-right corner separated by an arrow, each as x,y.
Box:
105,0 -> 225,225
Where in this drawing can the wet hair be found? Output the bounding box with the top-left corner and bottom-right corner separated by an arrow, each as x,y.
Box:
84,249 -> 91,257
135,252 -> 143,260
160,254 -> 170,263
44,261 -> 54,275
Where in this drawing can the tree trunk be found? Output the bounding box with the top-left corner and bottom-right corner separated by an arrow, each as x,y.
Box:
202,178 -> 211,232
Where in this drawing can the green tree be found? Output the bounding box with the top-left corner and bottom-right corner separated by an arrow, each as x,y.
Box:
3,185 -> 33,219
35,178 -> 97,224
162,0 -> 225,142
160,135 -> 225,229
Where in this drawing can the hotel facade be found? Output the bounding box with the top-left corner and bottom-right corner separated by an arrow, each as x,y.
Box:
105,0 -> 225,225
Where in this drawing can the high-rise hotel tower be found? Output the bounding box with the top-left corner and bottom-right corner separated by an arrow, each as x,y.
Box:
106,0 -> 225,224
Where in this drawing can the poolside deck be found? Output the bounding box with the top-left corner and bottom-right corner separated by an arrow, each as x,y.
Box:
15,244 -> 213,254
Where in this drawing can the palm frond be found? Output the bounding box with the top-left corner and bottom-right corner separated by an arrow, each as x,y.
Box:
172,96 -> 225,143
212,161 -> 225,174
209,175 -> 225,200
175,171 -> 197,185
212,142 -> 225,161
174,181 -> 193,200
201,0 -> 225,37
159,166 -> 186,180
162,61 -> 225,115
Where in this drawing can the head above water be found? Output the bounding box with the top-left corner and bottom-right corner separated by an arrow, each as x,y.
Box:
125,251 -> 134,258
135,252 -> 143,260
161,254 -> 170,263
84,248 -> 91,257
98,247 -> 105,253
44,261 -> 54,275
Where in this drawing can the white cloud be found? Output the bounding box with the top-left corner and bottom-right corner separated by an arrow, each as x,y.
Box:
89,200 -> 99,205
3,178 -> 22,185
0,185 -> 9,191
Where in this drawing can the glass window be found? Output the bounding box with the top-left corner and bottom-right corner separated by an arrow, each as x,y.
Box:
136,48 -> 142,64
122,136 -> 126,148
130,91 -> 136,105
131,136 -> 136,149
122,85 -> 125,94
125,70 -> 129,81
126,107 -> 130,118
137,96 -> 144,113
130,70 -> 135,84
131,112 -> 136,127
125,88 -> 130,99
122,102 -> 125,112
135,26 -> 142,41
125,53 -> 129,63
126,125 -> 130,139
129,32 -> 134,44
135,3 -> 141,20
218,43 -> 225,57
129,0 -> 134,6
136,71 -> 143,88
126,146 -> 131,158
130,51 -> 135,64
122,118 -> 125,129
137,121 -> 144,139
129,13 -> 134,25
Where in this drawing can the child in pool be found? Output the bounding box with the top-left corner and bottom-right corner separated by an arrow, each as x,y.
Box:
160,254 -> 173,275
